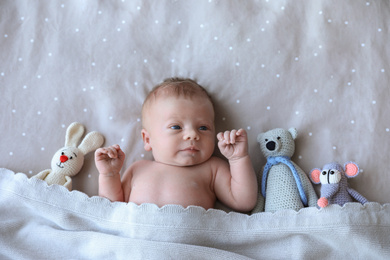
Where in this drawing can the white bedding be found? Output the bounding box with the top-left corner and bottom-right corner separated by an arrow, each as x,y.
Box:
1,169 -> 389,259
1,0 -> 390,258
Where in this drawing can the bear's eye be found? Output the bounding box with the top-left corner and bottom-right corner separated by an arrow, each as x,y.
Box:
330,171 -> 335,175
322,171 -> 327,175
277,136 -> 281,140
265,139 -> 268,142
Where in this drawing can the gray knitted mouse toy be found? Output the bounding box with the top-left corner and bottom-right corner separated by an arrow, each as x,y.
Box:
309,162 -> 368,208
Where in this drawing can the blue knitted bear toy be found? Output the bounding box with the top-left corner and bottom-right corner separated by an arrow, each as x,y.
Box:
309,162 -> 368,208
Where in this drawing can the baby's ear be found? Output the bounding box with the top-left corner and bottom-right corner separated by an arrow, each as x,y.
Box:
141,129 -> 152,151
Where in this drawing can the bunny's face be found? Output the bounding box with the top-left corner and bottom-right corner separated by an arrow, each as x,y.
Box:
50,146 -> 85,177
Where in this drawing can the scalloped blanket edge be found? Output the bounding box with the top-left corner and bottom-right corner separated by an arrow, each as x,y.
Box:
0,168 -> 389,259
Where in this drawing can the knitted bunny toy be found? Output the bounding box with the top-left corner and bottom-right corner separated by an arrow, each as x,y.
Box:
33,122 -> 104,191
252,128 -> 318,213
309,162 -> 368,208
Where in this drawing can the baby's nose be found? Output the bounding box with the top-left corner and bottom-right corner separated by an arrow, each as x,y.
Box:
60,155 -> 69,163
184,129 -> 200,140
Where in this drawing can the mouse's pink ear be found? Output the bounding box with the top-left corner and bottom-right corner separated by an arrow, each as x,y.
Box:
344,162 -> 359,178
310,168 -> 321,184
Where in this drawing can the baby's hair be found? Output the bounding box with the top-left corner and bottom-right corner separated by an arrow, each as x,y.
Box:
145,77 -> 211,102
141,78 -> 214,127
142,77 -> 213,111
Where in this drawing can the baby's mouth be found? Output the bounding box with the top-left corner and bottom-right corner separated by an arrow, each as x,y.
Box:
182,146 -> 199,152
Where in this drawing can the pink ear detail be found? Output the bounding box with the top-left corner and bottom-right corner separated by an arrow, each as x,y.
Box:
345,162 -> 359,177
310,169 -> 321,183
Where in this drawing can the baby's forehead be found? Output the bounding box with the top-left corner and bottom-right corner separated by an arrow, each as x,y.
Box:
153,84 -> 208,99
144,84 -> 212,108
146,92 -> 213,114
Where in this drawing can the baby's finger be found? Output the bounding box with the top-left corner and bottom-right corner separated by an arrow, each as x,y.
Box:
235,129 -> 247,140
112,144 -> 121,150
223,130 -> 233,144
95,147 -> 106,156
117,147 -> 126,161
236,128 -> 244,136
107,146 -> 119,158
228,129 -> 238,144
95,147 -> 113,161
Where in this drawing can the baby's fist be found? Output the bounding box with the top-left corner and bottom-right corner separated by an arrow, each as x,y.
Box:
217,129 -> 248,160
95,144 -> 125,176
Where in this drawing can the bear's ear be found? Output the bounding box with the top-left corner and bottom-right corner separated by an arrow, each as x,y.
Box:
288,128 -> 298,140
257,133 -> 264,143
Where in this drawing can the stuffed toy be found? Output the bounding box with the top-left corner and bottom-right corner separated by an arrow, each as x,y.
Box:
252,128 -> 318,213
33,122 -> 104,191
309,162 -> 368,208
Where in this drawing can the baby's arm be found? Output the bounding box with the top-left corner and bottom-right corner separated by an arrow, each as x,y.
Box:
95,144 -> 126,202
215,129 -> 258,212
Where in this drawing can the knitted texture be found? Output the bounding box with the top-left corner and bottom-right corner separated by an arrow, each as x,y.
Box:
310,162 -> 368,208
253,128 -> 318,213
262,156 -> 308,206
33,122 -> 104,191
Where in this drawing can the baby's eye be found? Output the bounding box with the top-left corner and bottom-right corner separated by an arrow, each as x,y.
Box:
199,126 -> 208,131
170,125 -> 181,130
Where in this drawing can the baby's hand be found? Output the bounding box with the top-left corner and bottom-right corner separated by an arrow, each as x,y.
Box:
95,144 -> 125,176
217,129 -> 249,161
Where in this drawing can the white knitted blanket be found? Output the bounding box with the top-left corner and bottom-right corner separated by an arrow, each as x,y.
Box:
0,168 -> 389,259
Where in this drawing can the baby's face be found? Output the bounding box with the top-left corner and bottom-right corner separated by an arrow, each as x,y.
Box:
142,95 -> 215,166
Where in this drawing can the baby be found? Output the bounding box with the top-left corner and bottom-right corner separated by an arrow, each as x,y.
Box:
95,78 -> 258,212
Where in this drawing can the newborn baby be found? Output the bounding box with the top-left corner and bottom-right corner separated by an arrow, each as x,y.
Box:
95,78 -> 257,212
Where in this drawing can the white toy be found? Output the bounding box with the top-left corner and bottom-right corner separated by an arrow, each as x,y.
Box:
33,122 -> 104,191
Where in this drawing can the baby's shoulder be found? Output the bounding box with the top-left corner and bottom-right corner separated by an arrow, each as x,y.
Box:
128,159 -> 153,171
207,156 -> 229,169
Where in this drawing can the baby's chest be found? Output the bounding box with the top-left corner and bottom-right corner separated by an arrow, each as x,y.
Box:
129,167 -> 214,207
132,167 -> 212,193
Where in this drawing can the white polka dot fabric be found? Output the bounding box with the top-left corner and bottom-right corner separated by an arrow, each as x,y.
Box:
1,0 -> 389,204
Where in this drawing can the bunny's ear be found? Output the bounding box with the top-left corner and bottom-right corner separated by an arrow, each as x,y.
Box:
65,122 -> 85,147
78,131 -> 105,155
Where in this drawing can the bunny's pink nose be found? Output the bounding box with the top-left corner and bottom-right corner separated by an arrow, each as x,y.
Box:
60,155 -> 68,163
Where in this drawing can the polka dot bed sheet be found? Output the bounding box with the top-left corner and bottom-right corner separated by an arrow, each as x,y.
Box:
1,1 -> 389,209
1,1 -> 390,258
